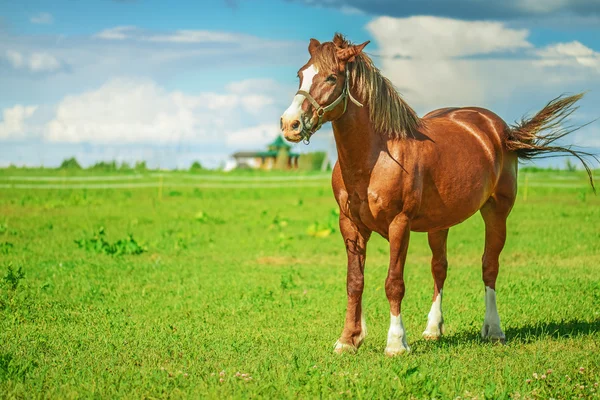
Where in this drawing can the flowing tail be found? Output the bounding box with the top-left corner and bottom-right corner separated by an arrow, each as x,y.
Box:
506,93 -> 598,191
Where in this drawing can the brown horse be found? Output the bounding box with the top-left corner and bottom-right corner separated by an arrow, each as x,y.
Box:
280,34 -> 596,356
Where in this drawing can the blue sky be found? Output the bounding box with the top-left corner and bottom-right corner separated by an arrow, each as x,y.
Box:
1,0 -> 599,168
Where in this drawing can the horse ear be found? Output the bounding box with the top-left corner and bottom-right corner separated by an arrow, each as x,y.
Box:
308,38 -> 320,56
337,40 -> 370,63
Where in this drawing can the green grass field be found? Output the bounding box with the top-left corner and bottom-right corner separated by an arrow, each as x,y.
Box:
1,169 -> 599,399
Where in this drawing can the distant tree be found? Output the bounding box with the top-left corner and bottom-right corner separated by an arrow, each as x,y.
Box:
119,161 -> 132,171
565,159 -> 577,172
190,161 -> 203,171
59,157 -> 82,170
89,161 -> 117,171
134,161 -> 148,172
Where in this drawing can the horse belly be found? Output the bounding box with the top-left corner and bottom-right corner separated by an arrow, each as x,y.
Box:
411,171 -> 495,232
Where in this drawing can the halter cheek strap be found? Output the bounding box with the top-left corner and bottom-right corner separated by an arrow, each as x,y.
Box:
294,68 -> 363,144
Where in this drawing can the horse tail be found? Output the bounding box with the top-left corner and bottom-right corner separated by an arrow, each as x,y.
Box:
506,93 -> 598,191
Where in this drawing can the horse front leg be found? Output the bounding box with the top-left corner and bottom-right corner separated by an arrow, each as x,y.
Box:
334,212 -> 371,354
385,214 -> 411,356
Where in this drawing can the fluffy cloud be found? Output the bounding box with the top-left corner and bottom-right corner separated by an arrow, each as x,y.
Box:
225,123 -> 280,146
369,16 -> 531,59
0,105 -> 38,139
4,50 -> 62,72
93,26 -> 137,40
366,16 -> 600,118
300,0 -> 600,20
535,41 -> 600,71
30,12 -> 53,24
2,77 -> 287,147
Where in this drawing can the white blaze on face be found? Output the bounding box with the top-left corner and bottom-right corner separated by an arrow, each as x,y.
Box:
385,313 -> 410,356
481,286 -> 505,340
282,64 -> 319,122
423,289 -> 443,337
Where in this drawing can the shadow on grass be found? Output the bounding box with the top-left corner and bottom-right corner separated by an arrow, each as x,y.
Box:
416,319 -> 600,350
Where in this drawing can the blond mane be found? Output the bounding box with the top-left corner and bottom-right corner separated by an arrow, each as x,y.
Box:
312,34 -> 421,139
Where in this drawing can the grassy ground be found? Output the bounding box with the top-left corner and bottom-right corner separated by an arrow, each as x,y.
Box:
0,169 -> 599,399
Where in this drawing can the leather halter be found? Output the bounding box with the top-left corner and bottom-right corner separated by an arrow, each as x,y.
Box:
295,68 -> 364,144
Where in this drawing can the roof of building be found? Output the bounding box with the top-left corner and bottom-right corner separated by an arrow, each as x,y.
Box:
268,135 -> 291,151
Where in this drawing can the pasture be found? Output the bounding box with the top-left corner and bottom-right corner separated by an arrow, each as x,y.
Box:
0,168 -> 599,399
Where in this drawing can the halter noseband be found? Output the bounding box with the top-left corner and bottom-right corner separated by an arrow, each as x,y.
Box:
295,68 -> 364,144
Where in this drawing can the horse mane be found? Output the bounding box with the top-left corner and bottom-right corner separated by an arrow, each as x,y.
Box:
312,33 -> 421,139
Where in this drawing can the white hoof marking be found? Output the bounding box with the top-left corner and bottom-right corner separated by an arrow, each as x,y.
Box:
481,286 -> 505,342
423,290 -> 444,339
385,313 -> 410,356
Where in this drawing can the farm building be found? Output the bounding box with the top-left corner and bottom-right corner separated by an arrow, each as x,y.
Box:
232,135 -> 299,170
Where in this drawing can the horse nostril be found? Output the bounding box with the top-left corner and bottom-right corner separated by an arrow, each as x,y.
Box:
291,120 -> 300,130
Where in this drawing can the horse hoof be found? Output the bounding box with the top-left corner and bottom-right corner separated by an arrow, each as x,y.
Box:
422,323 -> 444,340
384,345 -> 410,357
422,330 -> 442,341
484,336 -> 506,345
481,324 -> 506,344
333,340 -> 358,354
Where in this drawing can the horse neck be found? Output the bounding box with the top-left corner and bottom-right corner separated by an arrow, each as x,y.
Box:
332,103 -> 384,175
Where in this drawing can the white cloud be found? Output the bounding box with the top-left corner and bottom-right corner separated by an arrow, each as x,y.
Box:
30,12 -> 53,24
535,41 -> 600,71
368,16 -> 531,59
366,16 -> 600,112
225,123 -> 280,146
5,50 -> 24,68
93,26 -> 137,40
4,50 -> 61,72
340,5 -> 365,15
0,105 -> 38,139
93,26 -> 264,44
0,77 -> 285,147
145,30 -> 254,43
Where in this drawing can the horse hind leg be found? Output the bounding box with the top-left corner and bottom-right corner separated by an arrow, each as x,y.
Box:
422,229 -> 449,340
480,192 -> 514,343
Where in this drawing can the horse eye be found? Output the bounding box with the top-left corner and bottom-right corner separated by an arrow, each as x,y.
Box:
326,74 -> 337,83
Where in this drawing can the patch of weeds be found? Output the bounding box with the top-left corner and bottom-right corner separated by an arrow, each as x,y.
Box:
175,237 -> 188,251
270,214 -> 288,230
280,272 -> 299,290
2,264 -> 25,290
195,211 -> 225,224
75,227 -> 146,256
168,190 -> 183,197
0,242 -> 13,254
0,222 -> 6,234
0,352 -> 38,383
306,208 -> 339,238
